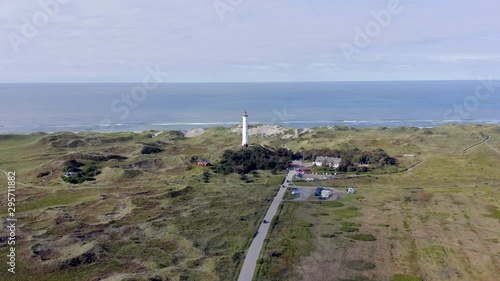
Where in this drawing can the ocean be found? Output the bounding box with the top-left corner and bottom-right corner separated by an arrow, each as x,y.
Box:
1,81 -> 499,134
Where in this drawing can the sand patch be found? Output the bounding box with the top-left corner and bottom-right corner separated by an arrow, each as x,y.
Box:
231,125 -> 308,138
184,128 -> 205,138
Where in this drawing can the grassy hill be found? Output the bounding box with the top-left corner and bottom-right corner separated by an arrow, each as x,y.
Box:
0,125 -> 499,281
257,125 -> 500,281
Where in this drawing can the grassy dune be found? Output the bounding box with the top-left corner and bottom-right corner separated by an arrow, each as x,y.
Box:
0,125 -> 499,281
257,125 -> 500,281
0,128 -> 283,281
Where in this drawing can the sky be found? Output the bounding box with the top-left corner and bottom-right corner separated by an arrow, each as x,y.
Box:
0,0 -> 499,82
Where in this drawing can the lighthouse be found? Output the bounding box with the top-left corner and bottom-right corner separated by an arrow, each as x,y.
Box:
242,111 -> 249,147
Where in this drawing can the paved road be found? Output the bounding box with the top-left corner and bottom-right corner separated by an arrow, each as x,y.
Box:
238,170 -> 295,281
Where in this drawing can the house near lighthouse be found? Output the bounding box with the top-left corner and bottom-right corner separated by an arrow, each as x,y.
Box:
242,111 -> 249,147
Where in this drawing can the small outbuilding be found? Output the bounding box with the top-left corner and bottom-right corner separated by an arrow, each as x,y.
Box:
197,161 -> 211,167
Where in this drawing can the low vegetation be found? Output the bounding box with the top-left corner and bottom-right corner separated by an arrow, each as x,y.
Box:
390,274 -> 423,281
0,128 -> 284,281
340,222 -> 360,232
256,202 -> 314,281
335,206 -> 362,218
344,260 -> 376,271
346,233 -> 377,241
1,125 -> 499,281
485,205 -> 500,222
258,125 -> 500,281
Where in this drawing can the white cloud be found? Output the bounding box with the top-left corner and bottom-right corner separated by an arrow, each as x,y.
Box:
251,65 -> 274,70
307,63 -> 341,70
430,55 -> 500,63
0,0 -> 499,82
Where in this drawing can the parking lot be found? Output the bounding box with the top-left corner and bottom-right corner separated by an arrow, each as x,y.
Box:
293,164 -> 341,182
290,186 -> 342,201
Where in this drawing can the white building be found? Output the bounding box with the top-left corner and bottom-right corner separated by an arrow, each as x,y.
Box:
314,156 -> 342,168
242,111 -> 249,147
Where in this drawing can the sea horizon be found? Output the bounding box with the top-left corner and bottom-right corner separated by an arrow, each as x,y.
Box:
1,80 -> 499,134
0,79 -> 496,84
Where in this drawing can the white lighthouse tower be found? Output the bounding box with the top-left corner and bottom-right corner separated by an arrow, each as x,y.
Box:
242,111 -> 249,147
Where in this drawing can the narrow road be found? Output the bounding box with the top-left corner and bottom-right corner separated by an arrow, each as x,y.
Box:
238,170 -> 295,281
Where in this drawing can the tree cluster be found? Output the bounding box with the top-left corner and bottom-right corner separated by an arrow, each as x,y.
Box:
215,147 -> 295,175
62,160 -> 101,184
298,148 -> 397,172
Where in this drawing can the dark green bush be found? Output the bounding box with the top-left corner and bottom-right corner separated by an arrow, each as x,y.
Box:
215,147 -> 295,175
347,233 -> 376,241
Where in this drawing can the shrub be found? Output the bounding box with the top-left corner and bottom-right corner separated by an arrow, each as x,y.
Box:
322,201 -> 344,208
141,145 -> 164,154
37,171 -> 50,178
340,226 -> 359,232
335,207 -> 361,218
202,171 -> 211,183
62,163 -> 101,184
347,233 -> 376,241
390,274 -> 422,281
340,221 -> 360,232
298,222 -> 314,227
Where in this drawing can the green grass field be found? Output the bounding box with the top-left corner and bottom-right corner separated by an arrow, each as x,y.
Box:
0,128 -> 284,281
256,125 -> 500,281
0,125 -> 499,280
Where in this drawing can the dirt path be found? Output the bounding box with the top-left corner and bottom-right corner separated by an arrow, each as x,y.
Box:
405,158 -> 426,172
238,170 -> 295,281
464,133 -> 490,153
0,169 -> 55,191
402,132 -> 493,172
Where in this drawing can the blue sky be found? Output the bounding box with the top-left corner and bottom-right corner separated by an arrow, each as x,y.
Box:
1,0 -> 499,82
